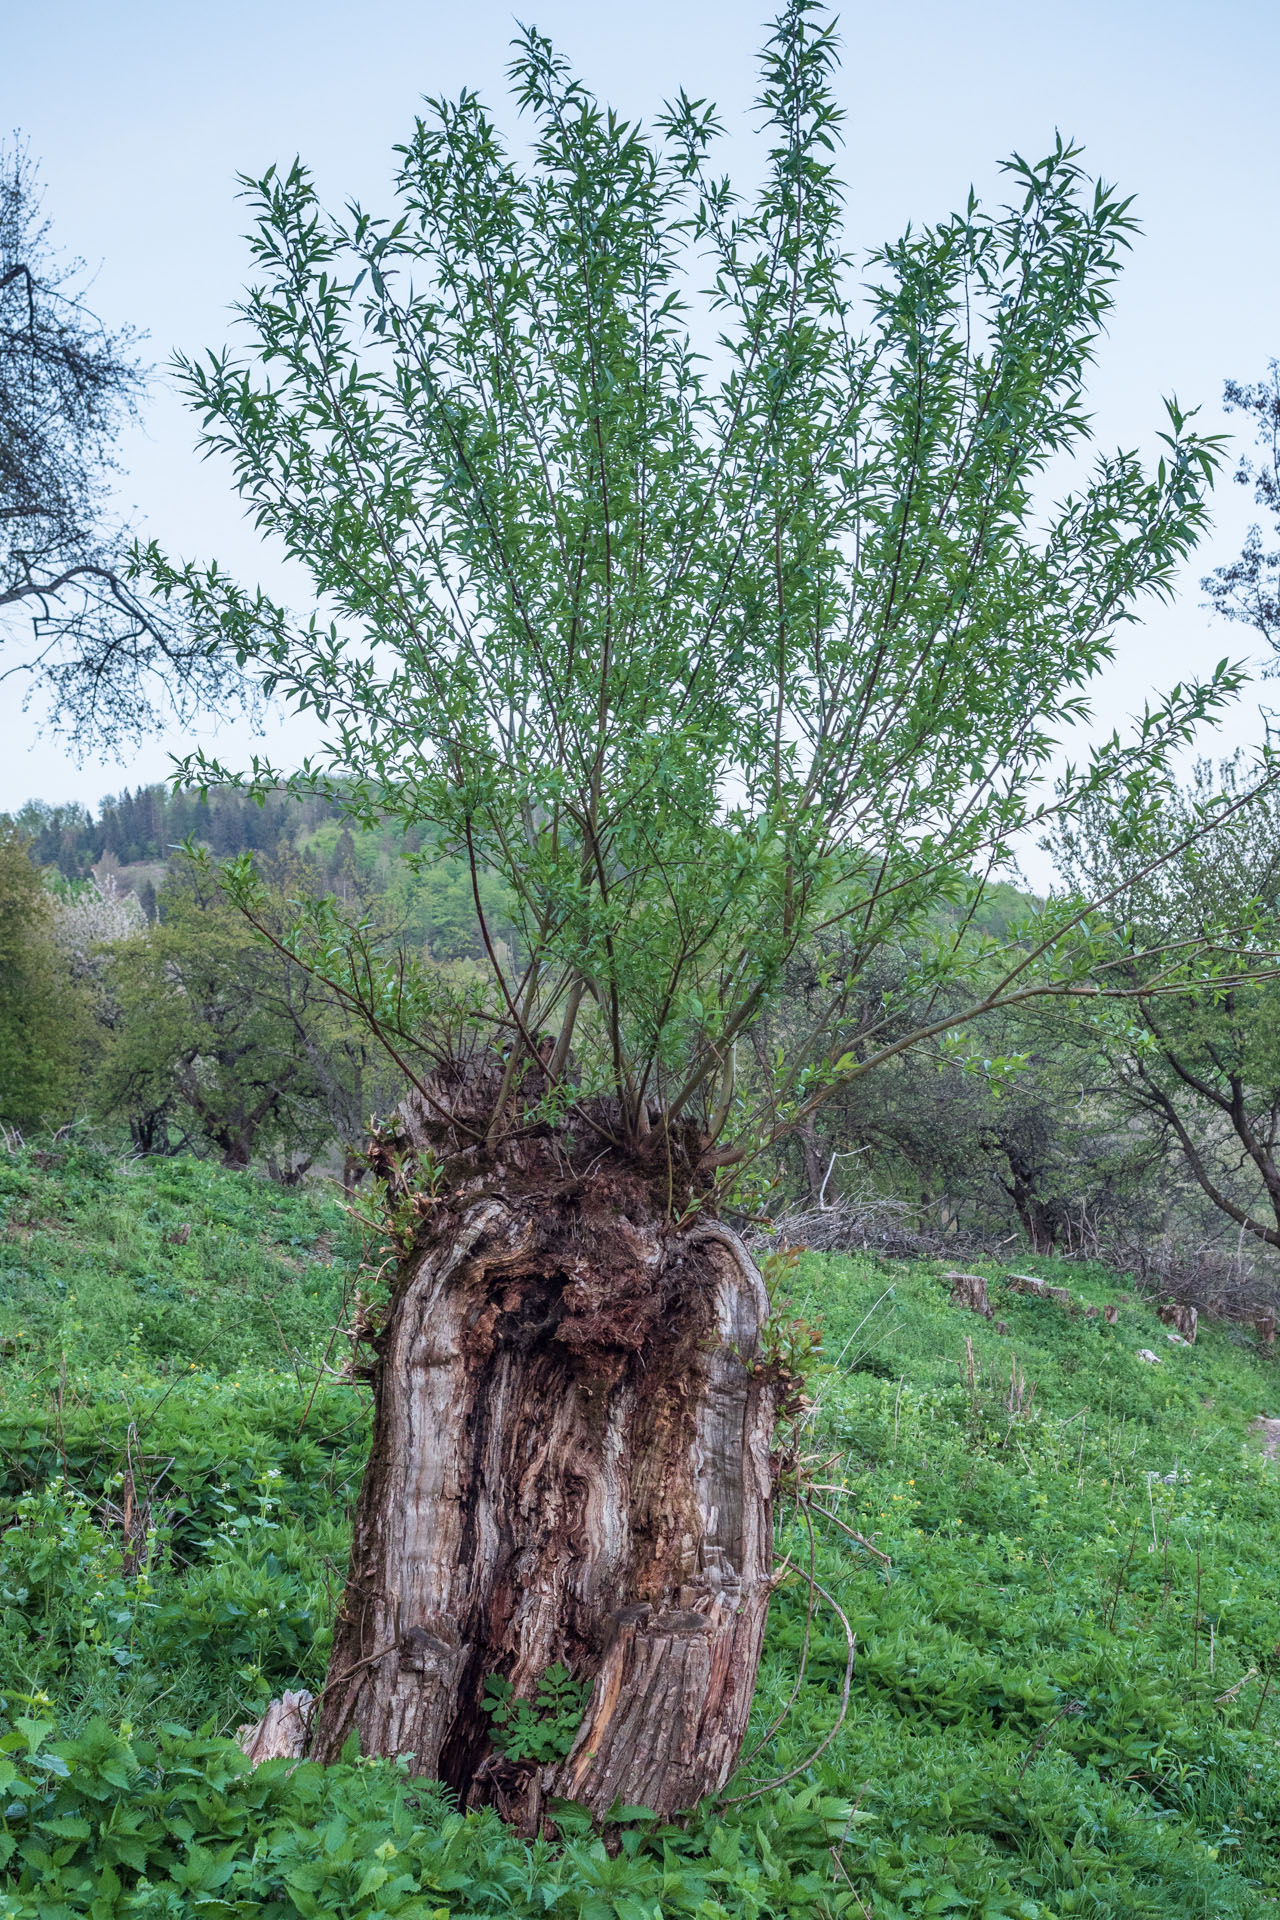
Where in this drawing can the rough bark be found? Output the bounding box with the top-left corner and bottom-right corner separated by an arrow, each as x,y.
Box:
311,1100 -> 777,1824
997,1137 -> 1062,1253
797,1113 -> 826,1207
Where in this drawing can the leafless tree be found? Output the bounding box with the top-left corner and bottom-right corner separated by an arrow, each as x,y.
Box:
1204,362 -> 1280,660
0,140 -> 246,746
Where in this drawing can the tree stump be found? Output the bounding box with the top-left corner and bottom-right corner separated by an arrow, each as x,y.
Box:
1006,1274 -> 1072,1307
237,1690 -> 314,1765
309,1132 -> 777,1824
1159,1302 -> 1198,1344
948,1272 -> 993,1318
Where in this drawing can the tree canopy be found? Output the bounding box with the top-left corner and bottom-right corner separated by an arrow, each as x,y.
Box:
1056,755 -> 1280,1252
154,1 -> 1264,1196
1205,360 -> 1280,661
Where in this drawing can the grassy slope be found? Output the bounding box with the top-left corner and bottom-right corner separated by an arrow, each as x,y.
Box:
1,1143 -> 1278,1917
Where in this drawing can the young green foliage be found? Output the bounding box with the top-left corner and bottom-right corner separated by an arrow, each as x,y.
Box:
1054,755 -> 1280,1250
481,1664 -> 590,1765
152,2 -> 1252,1177
0,829 -> 91,1131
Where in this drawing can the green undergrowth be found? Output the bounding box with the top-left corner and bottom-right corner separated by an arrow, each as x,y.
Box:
1,1141 -> 1278,1916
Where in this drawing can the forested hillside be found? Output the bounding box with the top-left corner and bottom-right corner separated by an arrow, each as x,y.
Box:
11,785 -> 342,878
4,782 -> 1280,1326
6,784 -> 518,960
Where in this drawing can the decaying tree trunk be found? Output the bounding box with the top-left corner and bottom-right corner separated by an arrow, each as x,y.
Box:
238,1689 -> 314,1764
311,1088 -> 778,1825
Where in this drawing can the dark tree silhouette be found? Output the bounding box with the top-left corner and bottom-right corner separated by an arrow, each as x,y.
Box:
0,140 -> 245,745
1204,362 -> 1280,659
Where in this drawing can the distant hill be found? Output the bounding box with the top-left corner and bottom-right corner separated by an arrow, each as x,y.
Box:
6,785 -> 348,879
5,783 -> 520,960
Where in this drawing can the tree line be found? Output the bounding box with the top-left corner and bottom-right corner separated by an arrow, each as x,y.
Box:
10,784 -> 348,880
0,788 -> 520,1177
4,763 -> 1280,1319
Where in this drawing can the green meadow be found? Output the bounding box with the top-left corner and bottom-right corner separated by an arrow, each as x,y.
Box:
2,1141 -> 1278,1916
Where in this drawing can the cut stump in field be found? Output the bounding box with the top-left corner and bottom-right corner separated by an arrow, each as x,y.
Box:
237,1690 -> 314,1765
947,1272 -> 993,1318
1005,1274 -> 1073,1308
1159,1302 -> 1198,1344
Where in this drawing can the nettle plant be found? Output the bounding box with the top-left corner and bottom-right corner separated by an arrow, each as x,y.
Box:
151,1 -> 1269,1825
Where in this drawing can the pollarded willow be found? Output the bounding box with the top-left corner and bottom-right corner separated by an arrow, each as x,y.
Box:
155,2 -> 1269,1821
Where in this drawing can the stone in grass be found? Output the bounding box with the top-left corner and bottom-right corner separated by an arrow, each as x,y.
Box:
1136,1348 -> 1162,1366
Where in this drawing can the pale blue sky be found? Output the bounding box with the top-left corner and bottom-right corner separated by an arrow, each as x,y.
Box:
3,0 -> 1278,859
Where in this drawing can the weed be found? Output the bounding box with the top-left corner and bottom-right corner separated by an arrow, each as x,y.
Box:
481,1664 -> 590,1764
